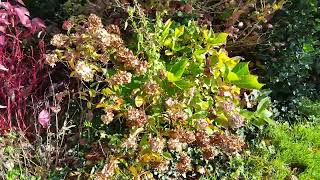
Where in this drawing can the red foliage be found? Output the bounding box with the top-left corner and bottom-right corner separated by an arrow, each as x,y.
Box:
0,0 -> 46,134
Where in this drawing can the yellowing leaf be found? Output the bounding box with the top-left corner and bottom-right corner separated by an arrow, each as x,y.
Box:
96,103 -> 108,109
89,89 -> 96,98
174,26 -> 184,37
135,96 -> 144,107
164,38 -> 172,47
102,88 -> 113,96
129,166 -> 138,176
68,59 -> 75,69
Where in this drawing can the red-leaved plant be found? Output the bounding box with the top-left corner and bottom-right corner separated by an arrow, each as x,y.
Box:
0,0 -> 46,133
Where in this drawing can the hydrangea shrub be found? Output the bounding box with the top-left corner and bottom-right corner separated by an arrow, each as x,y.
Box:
48,13 -> 268,179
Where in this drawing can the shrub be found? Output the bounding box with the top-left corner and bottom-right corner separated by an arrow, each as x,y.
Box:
46,7 -> 272,178
257,0 -> 320,120
0,0 -> 46,133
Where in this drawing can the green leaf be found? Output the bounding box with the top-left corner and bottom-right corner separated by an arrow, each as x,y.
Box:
163,151 -> 173,160
231,62 -> 264,89
167,58 -> 188,82
174,80 -> 193,89
232,75 -> 264,89
256,97 -> 271,114
227,71 -> 239,81
208,33 -> 228,46
303,43 -> 314,52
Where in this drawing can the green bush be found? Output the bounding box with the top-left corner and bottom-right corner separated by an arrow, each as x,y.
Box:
258,0 -> 320,120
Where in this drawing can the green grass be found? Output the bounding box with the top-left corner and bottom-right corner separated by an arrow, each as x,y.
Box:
240,121 -> 320,179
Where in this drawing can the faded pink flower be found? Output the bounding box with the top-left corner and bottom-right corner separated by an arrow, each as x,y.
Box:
62,20 -> 73,31
38,109 -> 50,127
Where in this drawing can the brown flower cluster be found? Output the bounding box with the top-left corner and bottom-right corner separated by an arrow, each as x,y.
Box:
108,70 -> 132,86
74,61 -> 95,82
149,136 -> 165,153
116,47 -> 148,75
47,13 -> 147,83
143,81 -> 161,96
126,107 -> 148,128
88,13 -> 103,30
219,100 -> 245,129
211,133 -> 245,154
97,159 -> 118,180
169,129 -> 196,144
176,153 -> 192,172
165,98 -> 188,122
101,111 -> 114,125
45,54 -> 59,67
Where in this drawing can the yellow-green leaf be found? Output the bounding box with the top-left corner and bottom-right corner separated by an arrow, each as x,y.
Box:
135,96 -> 144,107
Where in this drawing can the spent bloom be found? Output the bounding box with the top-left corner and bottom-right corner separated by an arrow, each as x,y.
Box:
101,111 -> 114,125
211,133 -> 245,154
45,53 -> 59,67
149,136 -> 165,153
88,13 -> 103,30
108,70 -> 132,86
38,109 -> 50,127
228,113 -> 245,129
50,34 -> 69,48
126,107 -> 148,128
62,20 -> 73,31
75,61 -> 95,82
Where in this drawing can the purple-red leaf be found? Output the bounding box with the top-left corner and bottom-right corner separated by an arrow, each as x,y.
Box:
0,64 -> 8,71
0,26 -> 5,46
30,17 -> 45,33
14,6 -> 31,28
0,2 -> 13,10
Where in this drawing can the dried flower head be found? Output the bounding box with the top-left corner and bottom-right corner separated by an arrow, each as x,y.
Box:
101,111 -> 114,125
179,130 -> 196,144
75,61 -> 95,82
134,60 -> 148,75
197,119 -> 209,130
62,20 -> 73,31
167,138 -> 186,152
122,134 -> 138,149
202,146 -> 218,160
144,81 -> 160,96
97,159 -> 118,179
165,98 -> 179,107
211,133 -> 245,154
195,131 -> 210,147
176,153 -> 191,172
149,136 -> 165,153
197,166 -> 206,174
228,113 -> 245,129
45,53 -> 59,67
88,13 -> 103,30
108,70 -> 132,86
126,107 -> 148,128
106,24 -> 121,35
220,101 -> 235,112
154,160 -> 170,172
96,28 -> 123,49
167,109 -> 188,121
51,34 -> 69,48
